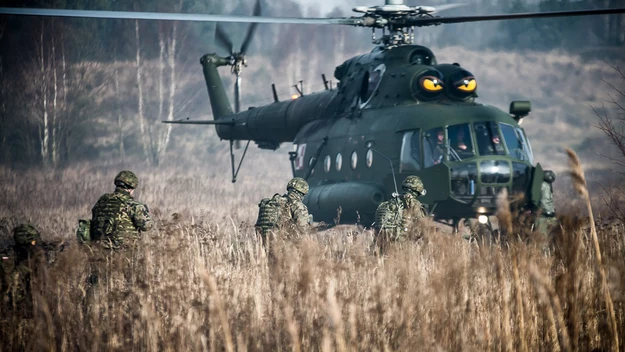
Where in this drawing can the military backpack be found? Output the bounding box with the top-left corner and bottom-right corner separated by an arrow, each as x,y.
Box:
256,193 -> 288,229
374,197 -> 404,231
90,192 -> 130,241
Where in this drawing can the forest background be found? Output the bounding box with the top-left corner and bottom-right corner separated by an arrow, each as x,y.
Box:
0,0 -> 623,174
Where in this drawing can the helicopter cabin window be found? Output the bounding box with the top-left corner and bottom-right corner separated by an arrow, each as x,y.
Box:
336,153 -> 343,171
324,155 -> 331,173
500,123 -> 532,163
475,122 -> 506,156
366,149 -> 373,168
351,151 -> 358,169
400,130 -> 421,172
308,157 -> 315,175
423,127 -> 445,168
359,64 -> 386,108
447,124 -> 474,160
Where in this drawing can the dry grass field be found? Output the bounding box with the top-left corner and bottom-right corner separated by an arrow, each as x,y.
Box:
1,149 -> 625,352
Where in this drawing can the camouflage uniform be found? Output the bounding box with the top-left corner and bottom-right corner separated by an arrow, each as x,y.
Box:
90,170 -> 152,249
85,171 -> 152,313
1,224 -> 50,318
255,177 -> 311,244
536,170 -> 557,233
374,176 -> 426,249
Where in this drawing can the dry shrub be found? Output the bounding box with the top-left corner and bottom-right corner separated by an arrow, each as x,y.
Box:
0,162 -> 624,351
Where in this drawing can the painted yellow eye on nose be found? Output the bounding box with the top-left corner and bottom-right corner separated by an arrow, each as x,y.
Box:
456,78 -> 476,92
422,77 -> 443,91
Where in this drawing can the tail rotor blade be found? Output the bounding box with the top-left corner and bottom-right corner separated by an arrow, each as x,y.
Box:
215,23 -> 234,55
240,0 -> 261,54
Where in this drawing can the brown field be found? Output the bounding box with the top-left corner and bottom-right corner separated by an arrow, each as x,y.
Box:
1,151 -> 625,351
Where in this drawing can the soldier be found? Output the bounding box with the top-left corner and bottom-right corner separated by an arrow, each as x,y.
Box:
255,177 -> 312,245
535,170 -> 557,233
90,170 -> 153,249
1,224 -> 49,318
374,175 -> 427,251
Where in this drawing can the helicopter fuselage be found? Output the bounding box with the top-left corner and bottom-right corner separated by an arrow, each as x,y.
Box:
200,44 -> 544,224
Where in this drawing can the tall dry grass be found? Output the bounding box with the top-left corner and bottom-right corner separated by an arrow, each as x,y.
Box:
1,157 -> 624,351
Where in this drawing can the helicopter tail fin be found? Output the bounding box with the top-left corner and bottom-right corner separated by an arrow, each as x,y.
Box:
200,53 -> 233,119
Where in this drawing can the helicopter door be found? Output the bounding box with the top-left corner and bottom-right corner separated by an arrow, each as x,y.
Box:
399,130 -> 421,172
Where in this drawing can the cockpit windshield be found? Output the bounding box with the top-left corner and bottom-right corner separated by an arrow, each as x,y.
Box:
448,124 -> 475,159
423,127 -> 445,167
475,122 -> 506,156
500,123 -> 534,163
400,121 -> 533,170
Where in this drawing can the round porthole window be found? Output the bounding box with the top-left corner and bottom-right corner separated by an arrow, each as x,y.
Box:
351,151 -> 358,169
324,155 -> 331,173
366,149 -> 373,168
336,153 -> 343,171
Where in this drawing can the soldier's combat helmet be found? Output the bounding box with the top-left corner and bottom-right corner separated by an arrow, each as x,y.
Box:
114,170 -> 139,189
287,177 -> 309,195
544,170 -> 556,184
402,175 -> 425,195
13,224 -> 41,247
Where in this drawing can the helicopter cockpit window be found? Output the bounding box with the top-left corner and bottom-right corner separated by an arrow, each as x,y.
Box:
359,64 -> 386,108
516,126 -> 534,164
423,128 -> 445,168
475,122 -> 506,156
399,130 -> 421,172
500,123 -> 532,163
447,124 -> 474,159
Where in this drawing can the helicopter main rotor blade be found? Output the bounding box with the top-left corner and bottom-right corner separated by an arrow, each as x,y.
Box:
240,0 -> 261,55
0,7 -> 358,25
215,24 -> 234,55
162,119 -> 237,125
404,7 -> 625,26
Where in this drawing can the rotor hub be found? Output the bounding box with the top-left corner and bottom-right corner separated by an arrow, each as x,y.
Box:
352,2 -> 442,47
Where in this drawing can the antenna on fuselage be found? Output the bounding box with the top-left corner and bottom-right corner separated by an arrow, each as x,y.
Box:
365,140 -> 399,197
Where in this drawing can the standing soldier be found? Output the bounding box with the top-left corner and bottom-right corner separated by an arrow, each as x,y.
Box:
90,170 -> 153,248
374,175 -> 427,251
255,177 -> 312,245
536,170 -> 557,233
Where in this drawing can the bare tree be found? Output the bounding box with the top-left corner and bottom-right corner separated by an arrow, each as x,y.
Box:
594,64 -> 625,221
135,19 -> 150,165
37,19 -> 50,167
114,46 -> 125,164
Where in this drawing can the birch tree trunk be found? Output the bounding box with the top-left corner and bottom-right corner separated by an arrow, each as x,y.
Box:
60,32 -> 67,163
159,21 -> 178,164
135,19 -> 150,165
51,30 -> 59,167
39,20 -> 49,167
114,47 -> 125,164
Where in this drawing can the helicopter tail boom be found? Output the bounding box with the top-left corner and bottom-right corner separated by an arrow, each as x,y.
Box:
200,53 -> 233,120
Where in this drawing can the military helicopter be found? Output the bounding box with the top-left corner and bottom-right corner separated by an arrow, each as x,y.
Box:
2,1 -> 625,225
